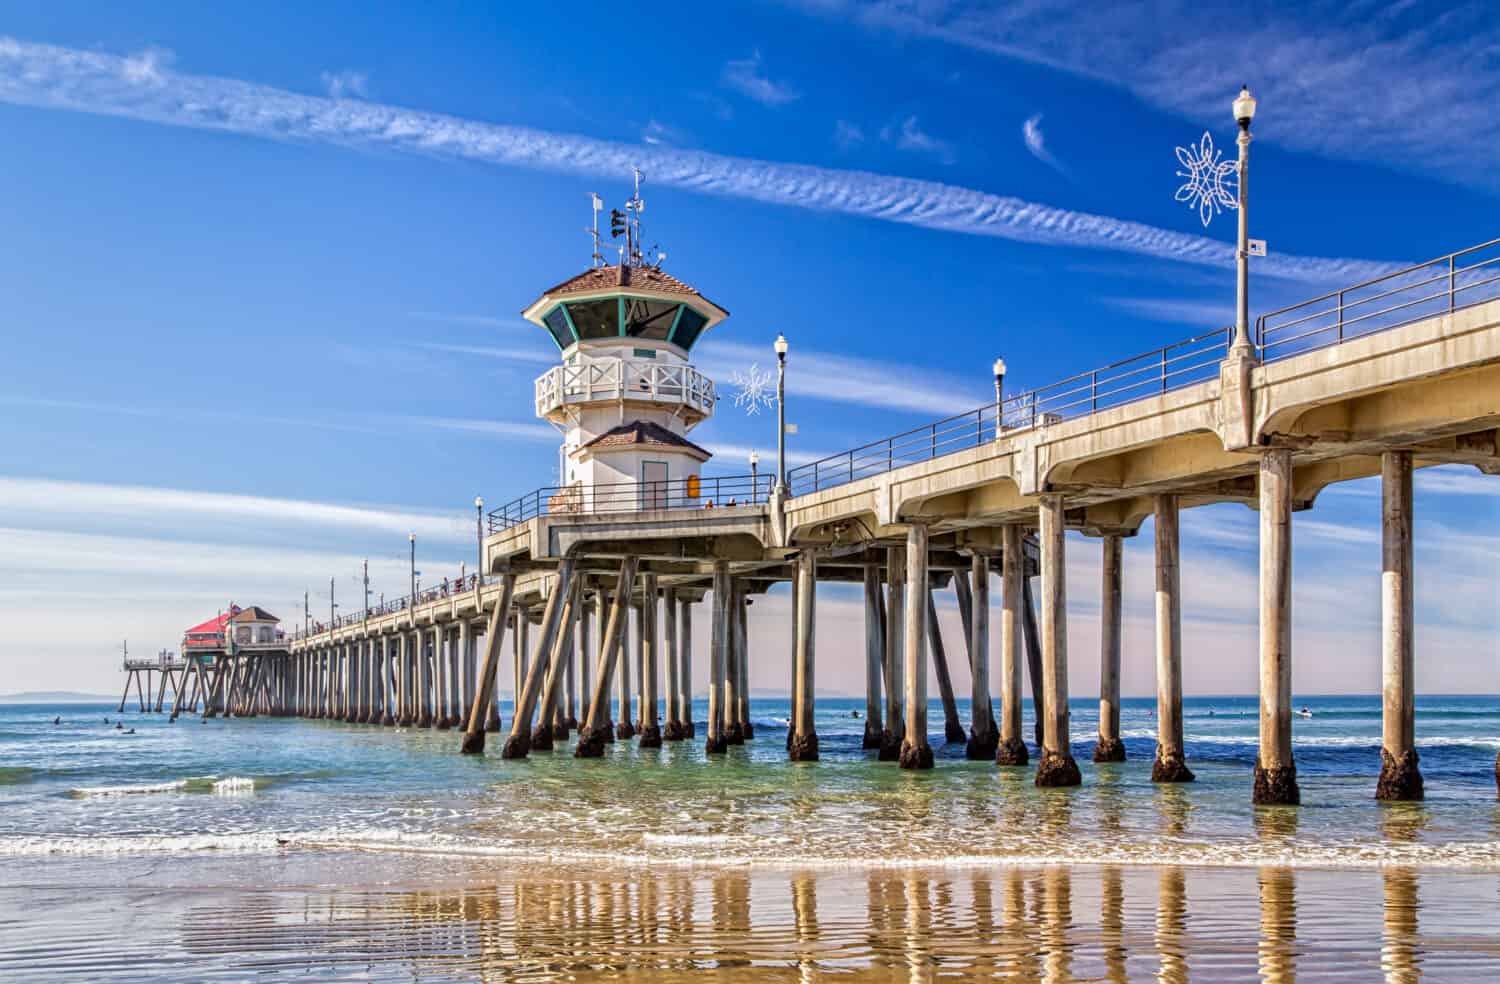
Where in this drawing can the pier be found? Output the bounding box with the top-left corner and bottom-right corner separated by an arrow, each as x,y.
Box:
221,233 -> 1500,805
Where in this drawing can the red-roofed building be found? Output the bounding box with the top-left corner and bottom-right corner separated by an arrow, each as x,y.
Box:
182,605 -> 283,653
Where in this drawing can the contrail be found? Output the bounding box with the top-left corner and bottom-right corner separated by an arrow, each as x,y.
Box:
0,36 -> 1399,284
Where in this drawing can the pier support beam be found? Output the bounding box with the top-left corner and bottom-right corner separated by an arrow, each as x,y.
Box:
1254,449 -> 1300,805
790,550 -> 820,761
416,628 -> 433,728
679,596 -> 695,737
435,629 -> 452,729
398,633 -> 414,726
532,578 -> 581,751
563,600 -> 579,732
460,575 -> 516,754
578,597 -> 593,728
1377,450 -> 1423,801
1036,495 -> 1081,787
378,637 -> 393,726
899,525 -> 933,770
576,558 -> 639,757
707,561 -> 731,755
736,588 -> 753,739
663,588 -> 684,740
880,546 -> 905,761
503,560 -> 575,759
862,564 -> 885,750
965,556 -> 999,760
639,574 -> 663,748
1152,496 -> 1193,782
724,581 -> 744,744
1094,535 -> 1126,763
616,598 -> 635,741
926,586 -> 966,745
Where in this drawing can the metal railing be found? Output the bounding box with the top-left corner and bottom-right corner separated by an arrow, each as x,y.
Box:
787,327 -> 1230,496
535,358 -> 716,418
1258,239 -> 1500,361
488,473 -> 774,533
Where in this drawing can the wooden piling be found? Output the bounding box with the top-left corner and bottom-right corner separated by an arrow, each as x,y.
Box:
1254,448 -> 1299,805
899,525 -> 933,769
1036,494 -> 1081,786
1094,534 -> 1126,763
1377,450 -> 1423,800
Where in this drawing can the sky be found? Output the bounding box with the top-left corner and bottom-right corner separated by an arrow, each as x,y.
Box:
2,1 -> 1497,698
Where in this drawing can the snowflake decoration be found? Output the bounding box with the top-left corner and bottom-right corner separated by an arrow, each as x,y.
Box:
1174,131 -> 1238,227
730,363 -> 776,416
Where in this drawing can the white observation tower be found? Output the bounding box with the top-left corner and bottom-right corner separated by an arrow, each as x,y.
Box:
521,176 -> 729,514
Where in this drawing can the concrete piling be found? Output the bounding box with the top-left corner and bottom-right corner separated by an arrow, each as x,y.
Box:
531,577 -> 582,751
638,574 -> 663,748
724,581 -> 744,745
502,560 -> 575,759
736,588 -> 753,739
789,550 -> 819,761
1153,496 -> 1193,783
460,575 -> 516,754
880,546 -> 905,762
678,597 -> 694,737
925,586 -> 966,744
899,524 -> 933,769
1094,535 -> 1126,763
575,557 -> 638,757
965,556 -> 999,760
706,561 -> 730,755
1254,449 -> 1299,805
616,597 -> 635,741
1035,495 -> 1081,787
1377,450 -> 1423,801
862,563 -> 884,750
996,525 -> 1029,766
663,588 -> 684,740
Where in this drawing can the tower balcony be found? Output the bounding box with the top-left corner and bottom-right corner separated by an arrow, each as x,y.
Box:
535,357 -> 716,423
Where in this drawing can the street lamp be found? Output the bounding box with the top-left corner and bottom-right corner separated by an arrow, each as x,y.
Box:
1232,84 -> 1257,356
774,333 -> 788,494
749,450 -> 760,500
992,358 -> 1007,433
474,496 -> 485,586
408,532 -> 416,605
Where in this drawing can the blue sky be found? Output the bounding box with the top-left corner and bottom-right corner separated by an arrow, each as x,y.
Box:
1,1 -> 1496,696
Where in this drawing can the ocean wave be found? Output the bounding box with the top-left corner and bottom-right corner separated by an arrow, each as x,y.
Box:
68,780 -> 189,798
211,776 -> 257,795
68,775 -> 269,798
0,832 -> 284,856
643,833 -> 732,847
0,766 -> 35,786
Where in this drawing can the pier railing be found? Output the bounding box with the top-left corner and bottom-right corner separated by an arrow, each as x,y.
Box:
787,327 -> 1231,496
488,473 -> 773,533
1257,239 -> 1500,361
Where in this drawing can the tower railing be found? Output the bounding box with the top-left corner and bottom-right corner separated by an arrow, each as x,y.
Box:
535,357 -> 716,418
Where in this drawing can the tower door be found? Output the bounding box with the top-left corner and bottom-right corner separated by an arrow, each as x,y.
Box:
641,460 -> 668,510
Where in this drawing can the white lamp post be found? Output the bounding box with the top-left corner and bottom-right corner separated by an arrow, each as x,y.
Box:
774,334 -> 788,494
408,532 -> 416,605
474,496 -> 485,586
1232,85 -> 1257,356
992,358 -> 1007,432
749,450 -> 760,500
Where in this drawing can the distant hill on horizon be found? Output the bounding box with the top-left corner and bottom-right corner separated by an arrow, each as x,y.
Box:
0,691 -> 116,704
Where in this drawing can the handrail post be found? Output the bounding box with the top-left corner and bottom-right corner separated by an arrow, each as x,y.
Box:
1338,288 -> 1345,343
1093,369 -> 1100,410
1449,254 -> 1456,312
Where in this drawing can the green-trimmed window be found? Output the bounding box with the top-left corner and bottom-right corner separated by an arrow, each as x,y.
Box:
624,297 -> 678,340
671,307 -> 709,349
567,299 -> 619,339
542,307 -> 573,349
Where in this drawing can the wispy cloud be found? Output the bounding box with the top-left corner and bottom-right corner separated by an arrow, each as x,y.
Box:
1022,113 -> 1067,176
700,442 -> 835,468
0,476 -> 466,541
1104,295 -> 1233,328
881,115 -> 955,164
721,50 -> 799,107
0,36 -> 1399,284
404,416 -> 556,441
320,69 -> 367,100
411,341 -> 556,364
640,118 -> 690,146
832,119 -> 864,150
407,310 -> 525,330
794,1 -> 1500,193
698,339 -> 985,416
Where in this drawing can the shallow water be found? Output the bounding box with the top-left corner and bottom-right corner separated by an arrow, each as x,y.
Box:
2,696 -> 1499,979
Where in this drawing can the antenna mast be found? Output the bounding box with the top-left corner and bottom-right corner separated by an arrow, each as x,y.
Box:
627,167 -> 645,267
588,193 -> 604,268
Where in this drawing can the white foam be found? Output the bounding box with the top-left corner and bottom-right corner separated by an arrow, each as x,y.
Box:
211,776 -> 256,795
643,833 -> 731,847
0,832 -> 283,857
69,780 -> 188,798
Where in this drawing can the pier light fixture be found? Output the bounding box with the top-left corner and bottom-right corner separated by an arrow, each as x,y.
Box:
408,532 -> 416,606
993,358 -> 1007,432
749,450 -> 760,499
474,496 -> 485,586
774,334 -> 788,494
1232,84 -> 1257,357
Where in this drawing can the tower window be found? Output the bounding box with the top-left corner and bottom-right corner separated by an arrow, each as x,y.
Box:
566,299 -> 619,339
671,307 -> 709,349
542,307 -> 574,349
624,297 -> 678,340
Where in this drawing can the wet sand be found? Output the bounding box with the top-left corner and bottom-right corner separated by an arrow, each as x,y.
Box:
4,850 -> 1499,981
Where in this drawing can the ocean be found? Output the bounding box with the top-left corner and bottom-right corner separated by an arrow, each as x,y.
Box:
2,694 -> 1498,979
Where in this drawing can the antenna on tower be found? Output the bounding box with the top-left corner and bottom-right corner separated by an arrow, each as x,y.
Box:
626,166 -> 645,267
587,192 -> 604,268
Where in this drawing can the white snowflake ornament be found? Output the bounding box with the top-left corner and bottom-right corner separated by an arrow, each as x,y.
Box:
730,363 -> 776,416
1174,131 -> 1238,227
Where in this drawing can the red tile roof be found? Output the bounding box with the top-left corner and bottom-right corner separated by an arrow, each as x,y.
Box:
538,265 -> 726,313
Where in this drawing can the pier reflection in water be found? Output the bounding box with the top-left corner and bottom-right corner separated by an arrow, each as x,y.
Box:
60,858 -> 1480,982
